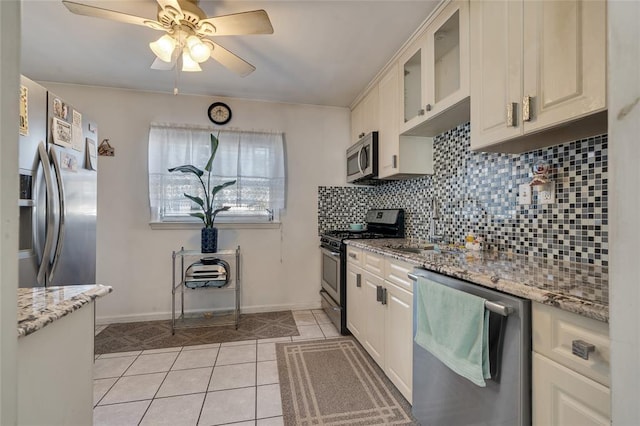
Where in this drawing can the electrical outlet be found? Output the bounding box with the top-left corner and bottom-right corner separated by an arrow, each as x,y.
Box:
518,183 -> 531,205
539,183 -> 555,205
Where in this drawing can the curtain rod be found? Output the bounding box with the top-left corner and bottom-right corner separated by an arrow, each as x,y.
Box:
150,122 -> 282,136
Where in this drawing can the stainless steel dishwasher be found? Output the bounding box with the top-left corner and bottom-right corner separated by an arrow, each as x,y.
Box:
409,268 -> 531,426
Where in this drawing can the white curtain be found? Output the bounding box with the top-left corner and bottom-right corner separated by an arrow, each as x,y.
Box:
148,123 -> 286,222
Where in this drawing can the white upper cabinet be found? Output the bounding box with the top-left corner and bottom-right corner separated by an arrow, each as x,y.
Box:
400,0 -> 470,137
350,87 -> 379,145
470,0 -> 607,153
378,63 -> 434,179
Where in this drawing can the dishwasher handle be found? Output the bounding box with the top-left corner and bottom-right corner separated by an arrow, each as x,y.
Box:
408,272 -> 514,317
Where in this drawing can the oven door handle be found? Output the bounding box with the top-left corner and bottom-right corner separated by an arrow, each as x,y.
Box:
320,246 -> 341,257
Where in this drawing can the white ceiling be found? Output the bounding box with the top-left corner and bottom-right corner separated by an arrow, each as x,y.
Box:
20,0 -> 439,107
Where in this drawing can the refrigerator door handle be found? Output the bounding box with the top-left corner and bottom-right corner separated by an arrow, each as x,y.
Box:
35,142 -> 55,285
48,146 -> 66,283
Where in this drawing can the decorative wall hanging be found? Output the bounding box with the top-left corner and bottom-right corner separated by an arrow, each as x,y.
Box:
98,139 -> 115,157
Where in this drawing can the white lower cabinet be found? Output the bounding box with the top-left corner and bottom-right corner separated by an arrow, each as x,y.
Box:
533,353 -> 610,426
532,302 -> 610,426
346,246 -> 414,403
346,262 -> 365,341
384,280 -> 414,401
362,270 -> 386,366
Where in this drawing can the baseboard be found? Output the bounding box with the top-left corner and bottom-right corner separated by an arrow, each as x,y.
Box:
96,301 -> 322,325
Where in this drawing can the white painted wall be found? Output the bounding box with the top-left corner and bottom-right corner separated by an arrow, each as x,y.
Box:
0,1 -> 20,424
41,83 -> 349,322
608,1 -> 640,424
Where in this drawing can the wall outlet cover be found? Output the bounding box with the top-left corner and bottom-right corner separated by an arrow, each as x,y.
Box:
518,183 -> 531,205
539,184 -> 555,205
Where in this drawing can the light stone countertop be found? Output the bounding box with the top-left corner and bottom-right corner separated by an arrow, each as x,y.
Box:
346,239 -> 609,323
18,284 -> 113,338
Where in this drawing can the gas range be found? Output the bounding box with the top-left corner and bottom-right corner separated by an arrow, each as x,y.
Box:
320,230 -> 391,250
319,209 -> 405,335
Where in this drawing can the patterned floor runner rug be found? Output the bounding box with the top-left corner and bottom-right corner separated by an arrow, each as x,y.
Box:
276,337 -> 416,425
96,310 -> 298,354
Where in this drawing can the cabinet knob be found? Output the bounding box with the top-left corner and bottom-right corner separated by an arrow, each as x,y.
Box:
572,339 -> 596,360
376,285 -> 384,302
418,109 -> 425,116
506,102 -> 517,127
358,132 -> 365,139
356,273 -> 361,288
426,104 -> 432,112
348,252 -> 357,259
392,155 -> 398,169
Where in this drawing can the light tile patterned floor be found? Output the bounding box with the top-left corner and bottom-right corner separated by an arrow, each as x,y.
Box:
93,309 -> 339,426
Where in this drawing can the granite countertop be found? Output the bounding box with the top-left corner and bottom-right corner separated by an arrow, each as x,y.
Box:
346,239 -> 609,323
18,284 -> 113,338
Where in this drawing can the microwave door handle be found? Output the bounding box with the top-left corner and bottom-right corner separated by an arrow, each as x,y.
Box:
35,142 -> 55,285
48,146 -> 66,283
357,145 -> 365,175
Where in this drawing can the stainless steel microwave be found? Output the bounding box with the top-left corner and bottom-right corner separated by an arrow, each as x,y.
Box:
346,132 -> 378,184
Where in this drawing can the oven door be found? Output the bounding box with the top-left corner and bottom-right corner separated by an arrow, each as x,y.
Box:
320,246 -> 341,305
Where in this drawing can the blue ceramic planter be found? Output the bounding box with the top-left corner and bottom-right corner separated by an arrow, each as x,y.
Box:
201,227 -> 218,253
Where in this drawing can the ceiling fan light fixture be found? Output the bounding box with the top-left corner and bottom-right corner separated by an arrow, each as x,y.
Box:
181,48 -> 202,72
186,35 -> 211,63
149,34 -> 177,62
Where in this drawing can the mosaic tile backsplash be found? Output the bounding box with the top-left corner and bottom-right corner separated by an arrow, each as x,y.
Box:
318,122 -> 608,267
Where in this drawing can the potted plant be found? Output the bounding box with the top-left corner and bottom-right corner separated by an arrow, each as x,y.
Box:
168,133 -> 236,253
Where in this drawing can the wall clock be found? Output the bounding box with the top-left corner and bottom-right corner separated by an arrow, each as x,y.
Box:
207,102 -> 232,125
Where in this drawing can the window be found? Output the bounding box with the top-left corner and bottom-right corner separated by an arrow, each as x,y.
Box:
149,123 -> 286,224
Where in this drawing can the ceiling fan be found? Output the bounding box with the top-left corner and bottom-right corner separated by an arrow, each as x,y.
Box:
62,0 -> 274,77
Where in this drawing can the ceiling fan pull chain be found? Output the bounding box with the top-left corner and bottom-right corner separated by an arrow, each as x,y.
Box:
174,57 -> 180,95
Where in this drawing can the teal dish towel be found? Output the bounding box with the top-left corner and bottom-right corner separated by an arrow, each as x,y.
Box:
414,276 -> 490,387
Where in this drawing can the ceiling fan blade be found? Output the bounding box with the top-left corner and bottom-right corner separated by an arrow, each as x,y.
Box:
209,42 -> 256,77
62,1 -> 164,30
197,10 -> 274,36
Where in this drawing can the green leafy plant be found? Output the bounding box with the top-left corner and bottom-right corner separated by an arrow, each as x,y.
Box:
168,133 -> 236,228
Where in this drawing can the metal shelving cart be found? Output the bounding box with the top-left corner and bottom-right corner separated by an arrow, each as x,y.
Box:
171,246 -> 241,334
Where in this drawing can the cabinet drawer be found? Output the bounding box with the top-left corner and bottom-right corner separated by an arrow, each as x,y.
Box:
363,251 -> 385,276
532,302 -> 610,386
346,246 -> 363,267
384,258 -> 414,294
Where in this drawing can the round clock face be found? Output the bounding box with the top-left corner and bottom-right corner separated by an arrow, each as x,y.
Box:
208,102 -> 232,125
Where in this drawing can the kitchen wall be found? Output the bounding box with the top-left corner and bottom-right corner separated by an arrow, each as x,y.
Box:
43,82 -> 350,322
319,122 -> 608,267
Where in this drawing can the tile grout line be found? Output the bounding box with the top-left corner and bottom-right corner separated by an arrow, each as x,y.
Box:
197,340 -> 222,425
135,347 -> 182,425
94,311 -> 334,424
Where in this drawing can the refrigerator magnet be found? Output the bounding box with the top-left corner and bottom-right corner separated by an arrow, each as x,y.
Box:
71,110 -> 83,151
19,85 -> 28,136
86,138 -> 98,171
60,151 -> 78,172
52,117 -> 72,148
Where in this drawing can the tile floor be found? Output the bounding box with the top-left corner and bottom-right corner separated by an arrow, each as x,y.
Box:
93,309 -> 340,426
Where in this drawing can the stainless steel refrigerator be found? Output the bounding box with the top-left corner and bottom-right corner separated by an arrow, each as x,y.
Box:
19,76 -> 98,288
